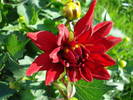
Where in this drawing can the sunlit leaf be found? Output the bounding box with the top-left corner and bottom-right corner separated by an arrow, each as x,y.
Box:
75,80 -> 114,100
6,34 -> 28,59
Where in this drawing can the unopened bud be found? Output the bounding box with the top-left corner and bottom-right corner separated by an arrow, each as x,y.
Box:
124,37 -> 130,43
119,60 -> 127,68
63,1 -> 81,20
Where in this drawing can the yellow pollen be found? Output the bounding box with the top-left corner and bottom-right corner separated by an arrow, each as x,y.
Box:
65,48 -> 69,53
71,44 -> 79,50
72,47 -> 75,50
75,44 -> 79,48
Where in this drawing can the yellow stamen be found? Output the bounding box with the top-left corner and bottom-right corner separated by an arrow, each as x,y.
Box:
75,44 -> 79,48
65,48 -> 69,53
71,44 -> 79,50
72,47 -> 75,50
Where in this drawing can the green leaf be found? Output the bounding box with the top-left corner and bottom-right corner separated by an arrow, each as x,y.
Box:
21,81 -> 49,100
125,61 -> 133,73
20,89 -> 49,100
0,54 -> 7,70
37,19 -> 58,34
17,3 -> 38,25
28,0 -> 49,8
0,10 -> 2,23
6,58 -> 27,79
18,56 -> 33,65
40,9 -> 60,19
0,82 -> 16,100
75,80 -> 113,100
2,24 -> 20,31
6,34 -> 27,59
32,89 -> 49,100
20,90 -> 35,100
84,0 -> 91,6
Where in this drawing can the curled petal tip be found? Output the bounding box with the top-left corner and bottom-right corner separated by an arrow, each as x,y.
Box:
57,24 -> 70,46
26,32 -> 37,40
27,32 -> 33,36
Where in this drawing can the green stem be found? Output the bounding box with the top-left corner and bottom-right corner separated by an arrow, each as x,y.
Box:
53,82 -> 68,99
53,16 -> 65,21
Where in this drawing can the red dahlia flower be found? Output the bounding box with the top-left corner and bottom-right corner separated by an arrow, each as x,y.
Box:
26,0 -> 122,85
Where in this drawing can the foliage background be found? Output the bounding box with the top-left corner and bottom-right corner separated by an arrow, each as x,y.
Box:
0,0 -> 133,100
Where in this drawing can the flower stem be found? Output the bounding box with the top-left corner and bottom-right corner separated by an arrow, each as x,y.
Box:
53,82 -> 68,99
53,16 -> 65,21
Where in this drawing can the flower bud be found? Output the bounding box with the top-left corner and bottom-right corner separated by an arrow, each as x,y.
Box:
63,1 -> 81,20
119,60 -> 127,68
124,37 -> 130,43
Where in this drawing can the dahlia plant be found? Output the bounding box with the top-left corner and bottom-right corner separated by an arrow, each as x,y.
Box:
26,0 -> 122,99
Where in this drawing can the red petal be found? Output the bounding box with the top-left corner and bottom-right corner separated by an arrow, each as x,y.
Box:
64,49 -> 77,64
74,0 -> 97,36
86,62 -> 110,80
45,65 -> 64,85
77,27 -> 92,43
93,67 -> 110,80
90,53 -> 116,66
79,67 -> 93,82
26,53 -> 51,76
85,43 -> 106,53
86,36 -> 122,53
67,68 -> 81,82
105,36 -> 122,51
94,36 -> 122,52
49,47 -> 61,63
57,24 -> 70,46
92,21 -> 113,40
27,31 -> 57,52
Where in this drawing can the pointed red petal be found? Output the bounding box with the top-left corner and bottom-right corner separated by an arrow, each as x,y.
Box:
86,62 -> 110,80
94,36 -> 122,52
105,36 -> 122,51
57,24 -> 70,46
85,43 -> 106,53
79,67 -> 93,82
90,53 -> 116,66
93,67 -> 110,80
86,36 -> 122,53
27,31 -> 57,52
92,21 -> 113,40
45,65 -> 64,85
26,53 -> 51,76
74,0 -> 97,36
77,27 -> 92,43
67,68 -> 81,82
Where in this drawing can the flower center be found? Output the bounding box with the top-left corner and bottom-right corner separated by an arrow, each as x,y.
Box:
59,43 -> 89,68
